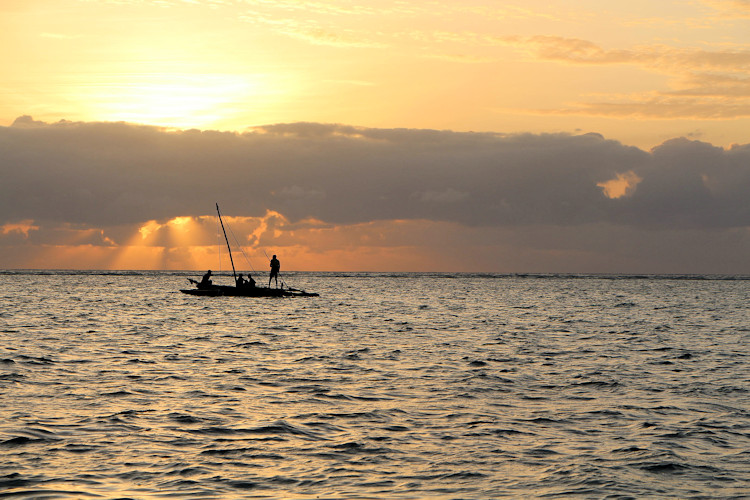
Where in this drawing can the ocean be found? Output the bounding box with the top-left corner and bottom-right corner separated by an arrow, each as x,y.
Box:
1,271 -> 749,499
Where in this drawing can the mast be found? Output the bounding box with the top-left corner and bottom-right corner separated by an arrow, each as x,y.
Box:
216,203 -> 237,282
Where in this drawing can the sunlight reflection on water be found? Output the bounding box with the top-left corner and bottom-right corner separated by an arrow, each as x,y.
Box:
1,271 -> 749,498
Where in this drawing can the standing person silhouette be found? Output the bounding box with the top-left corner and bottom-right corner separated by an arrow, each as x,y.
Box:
269,255 -> 280,288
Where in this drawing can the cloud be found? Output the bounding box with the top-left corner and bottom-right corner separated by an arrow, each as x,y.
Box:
702,0 -> 750,17
490,36 -> 750,119
538,95 -> 750,120
413,188 -> 470,204
240,9 -> 389,48
2,118 -> 749,230
11,115 -> 49,128
1,118 -> 749,272
499,36 -> 750,71
279,25 -> 387,48
597,171 -> 642,199
1,220 -> 39,238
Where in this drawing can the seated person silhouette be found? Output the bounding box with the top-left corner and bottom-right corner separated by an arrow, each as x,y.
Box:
198,270 -> 213,289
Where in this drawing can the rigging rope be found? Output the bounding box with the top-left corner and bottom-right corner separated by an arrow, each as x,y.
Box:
226,222 -> 257,274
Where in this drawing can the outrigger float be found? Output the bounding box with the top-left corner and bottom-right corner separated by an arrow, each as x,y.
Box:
180,204 -> 319,298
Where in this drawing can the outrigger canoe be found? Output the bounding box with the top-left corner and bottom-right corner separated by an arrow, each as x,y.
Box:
180,203 -> 319,298
180,284 -> 318,297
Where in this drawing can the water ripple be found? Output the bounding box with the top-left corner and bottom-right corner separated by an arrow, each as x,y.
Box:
0,272 -> 748,498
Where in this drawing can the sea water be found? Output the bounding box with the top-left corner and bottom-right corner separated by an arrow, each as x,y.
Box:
0,271 -> 749,499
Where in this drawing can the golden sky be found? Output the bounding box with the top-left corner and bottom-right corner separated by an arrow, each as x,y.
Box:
3,0 -> 750,148
2,0 -> 750,273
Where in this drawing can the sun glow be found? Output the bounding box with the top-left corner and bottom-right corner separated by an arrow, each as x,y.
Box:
84,74 -> 277,129
139,220 -> 161,241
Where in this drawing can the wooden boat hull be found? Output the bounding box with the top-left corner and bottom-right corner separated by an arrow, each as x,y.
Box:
180,285 -> 318,297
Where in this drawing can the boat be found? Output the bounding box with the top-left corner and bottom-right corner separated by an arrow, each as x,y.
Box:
180,204 -> 319,298
180,284 -> 318,297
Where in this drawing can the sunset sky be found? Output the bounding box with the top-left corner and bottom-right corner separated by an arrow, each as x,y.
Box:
2,0 -> 750,273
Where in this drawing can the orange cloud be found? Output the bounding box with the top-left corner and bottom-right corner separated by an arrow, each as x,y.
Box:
491,36 -> 750,120
2,213 -> 749,274
3,120 -> 750,273
544,96 -> 750,120
496,36 -> 750,71
702,0 -> 750,16
1,220 -> 39,237
597,171 -> 643,199
139,220 -> 162,241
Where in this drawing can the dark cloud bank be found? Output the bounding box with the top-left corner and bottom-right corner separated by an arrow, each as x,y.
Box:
2,116 -> 749,272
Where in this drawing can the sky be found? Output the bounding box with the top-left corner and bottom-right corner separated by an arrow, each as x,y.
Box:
1,0 -> 750,273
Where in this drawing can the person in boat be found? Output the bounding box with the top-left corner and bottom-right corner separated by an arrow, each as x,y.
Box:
269,255 -> 280,288
198,270 -> 213,289
246,274 -> 256,288
235,273 -> 256,288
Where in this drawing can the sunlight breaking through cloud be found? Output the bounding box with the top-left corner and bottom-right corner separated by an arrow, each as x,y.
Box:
597,171 -> 643,199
